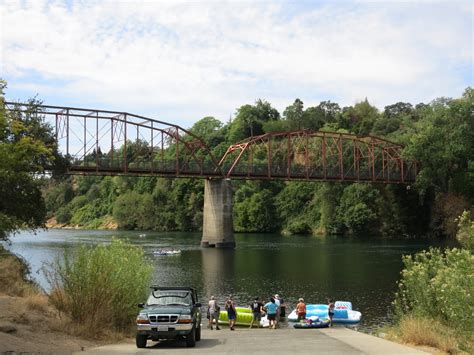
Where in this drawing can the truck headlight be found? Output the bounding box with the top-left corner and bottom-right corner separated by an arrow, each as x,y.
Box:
177,314 -> 192,324
136,314 -> 150,325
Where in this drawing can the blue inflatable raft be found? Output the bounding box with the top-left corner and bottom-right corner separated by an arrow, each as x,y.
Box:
288,301 -> 361,324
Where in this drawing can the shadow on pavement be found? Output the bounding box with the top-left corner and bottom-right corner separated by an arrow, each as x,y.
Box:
146,338 -> 221,349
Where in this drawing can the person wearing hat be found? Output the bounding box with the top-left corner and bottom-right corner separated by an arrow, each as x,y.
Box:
208,296 -> 221,330
296,298 -> 306,322
275,294 -> 286,318
273,294 -> 281,328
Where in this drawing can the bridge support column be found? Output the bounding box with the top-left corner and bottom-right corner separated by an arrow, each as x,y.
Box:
201,178 -> 235,248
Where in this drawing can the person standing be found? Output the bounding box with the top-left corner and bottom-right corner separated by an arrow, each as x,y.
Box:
225,296 -> 237,330
328,298 -> 335,327
273,294 -> 281,328
296,298 -> 306,322
249,297 -> 264,329
276,294 -> 286,318
208,296 -> 220,330
264,297 -> 279,329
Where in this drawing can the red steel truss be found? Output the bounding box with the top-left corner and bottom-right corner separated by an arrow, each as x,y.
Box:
4,103 -> 416,183
218,131 -> 416,183
4,102 -> 222,178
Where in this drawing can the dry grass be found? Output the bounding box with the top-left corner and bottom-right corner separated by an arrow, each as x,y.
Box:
23,293 -> 50,314
386,315 -> 460,354
47,316 -> 132,341
0,246 -> 39,297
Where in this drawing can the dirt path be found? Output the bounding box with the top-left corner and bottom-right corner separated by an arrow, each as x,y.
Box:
0,295 -> 100,354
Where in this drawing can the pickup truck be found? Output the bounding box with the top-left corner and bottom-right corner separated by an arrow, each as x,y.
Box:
136,286 -> 202,348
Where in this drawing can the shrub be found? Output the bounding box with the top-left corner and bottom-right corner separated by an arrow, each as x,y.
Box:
456,210 -> 474,252
55,205 -> 72,224
45,239 -> 153,335
393,247 -> 474,351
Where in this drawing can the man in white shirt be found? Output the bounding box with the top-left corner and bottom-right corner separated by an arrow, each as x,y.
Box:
208,296 -> 221,330
274,294 -> 281,328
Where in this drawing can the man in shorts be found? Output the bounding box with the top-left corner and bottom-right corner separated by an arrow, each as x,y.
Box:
208,296 -> 220,330
249,297 -> 264,328
225,295 -> 237,330
264,297 -> 279,329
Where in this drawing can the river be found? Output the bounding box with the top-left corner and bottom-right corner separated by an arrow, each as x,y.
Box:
5,229 -> 452,333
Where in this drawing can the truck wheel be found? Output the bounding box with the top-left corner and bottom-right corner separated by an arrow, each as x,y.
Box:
196,325 -> 201,341
186,327 -> 196,347
136,334 -> 147,348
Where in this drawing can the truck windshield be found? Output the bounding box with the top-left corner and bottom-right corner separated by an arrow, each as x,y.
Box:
147,290 -> 193,306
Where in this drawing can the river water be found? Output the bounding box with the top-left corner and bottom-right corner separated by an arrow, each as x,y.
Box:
5,229 -> 452,332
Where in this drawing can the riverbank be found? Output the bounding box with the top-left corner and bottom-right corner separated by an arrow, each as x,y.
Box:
0,246 -> 104,353
46,216 -> 118,230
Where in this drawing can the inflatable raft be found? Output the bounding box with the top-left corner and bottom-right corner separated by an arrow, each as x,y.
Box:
153,249 -> 181,256
218,307 -> 269,327
288,301 -> 361,324
293,316 -> 330,329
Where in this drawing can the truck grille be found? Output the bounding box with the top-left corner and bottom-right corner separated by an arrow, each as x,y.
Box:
148,315 -> 179,323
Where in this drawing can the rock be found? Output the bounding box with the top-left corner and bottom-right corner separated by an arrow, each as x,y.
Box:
0,324 -> 17,333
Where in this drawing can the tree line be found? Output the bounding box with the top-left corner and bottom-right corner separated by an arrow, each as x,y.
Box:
1,78 -> 472,240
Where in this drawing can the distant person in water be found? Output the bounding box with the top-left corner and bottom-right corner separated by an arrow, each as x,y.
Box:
296,298 -> 306,322
328,298 -> 335,327
208,296 -> 220,330
225,296 -> 237,330
249,297 -> 264,329
264,297 -> 279,329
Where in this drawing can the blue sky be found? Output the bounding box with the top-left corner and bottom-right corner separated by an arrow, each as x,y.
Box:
1,0 -> 473,128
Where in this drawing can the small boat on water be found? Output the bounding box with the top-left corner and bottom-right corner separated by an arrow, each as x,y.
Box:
139,234 -> 146,238
153,249 -> 181,256
293,316 -> 330,329
218,307 -> 269,327
288,301 -> 361,324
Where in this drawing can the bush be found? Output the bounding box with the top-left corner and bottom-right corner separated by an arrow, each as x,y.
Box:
45,239 -> 153,335
55,205 -> 72,224
456,210 -> 474,252
393,247 -> 474,351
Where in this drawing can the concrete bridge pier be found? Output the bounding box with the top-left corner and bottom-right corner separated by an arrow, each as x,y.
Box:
201,178 -> 235,248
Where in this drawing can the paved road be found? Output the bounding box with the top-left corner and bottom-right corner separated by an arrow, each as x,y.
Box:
77,326 -> 429,355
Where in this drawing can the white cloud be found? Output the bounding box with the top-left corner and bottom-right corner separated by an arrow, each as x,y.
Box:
1,0 -> 472,126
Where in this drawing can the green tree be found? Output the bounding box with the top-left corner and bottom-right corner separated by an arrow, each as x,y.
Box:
342,99 -> 379,135
336,184 -> 380,234
403,89 -> 474,196
283,98 -> 304,130
0,80 -> 63,240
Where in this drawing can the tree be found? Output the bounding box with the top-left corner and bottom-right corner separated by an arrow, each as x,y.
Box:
403,89 -> 474,195
342,99 -> 379,135
336,184 -> 380,234
283,99 -> 304,130
0,80 -> 62,240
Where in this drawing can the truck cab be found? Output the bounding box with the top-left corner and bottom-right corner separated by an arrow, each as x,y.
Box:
136,286 -> 202,348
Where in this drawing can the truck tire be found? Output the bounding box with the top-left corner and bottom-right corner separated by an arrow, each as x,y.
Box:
136,334 -> 147,348
196,325 -> 201,341
186,326 -> 196,347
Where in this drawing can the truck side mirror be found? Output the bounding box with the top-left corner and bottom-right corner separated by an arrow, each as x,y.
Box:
137,303 -> 145,308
